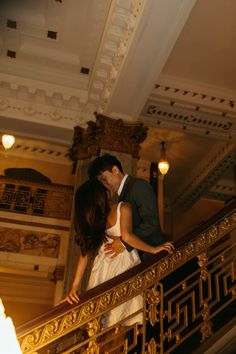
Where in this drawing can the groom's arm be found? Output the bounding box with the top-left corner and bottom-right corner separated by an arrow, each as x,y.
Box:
124,179 -> 164,251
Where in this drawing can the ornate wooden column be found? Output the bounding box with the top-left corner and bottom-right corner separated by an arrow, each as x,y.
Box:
63,114 -> 148,295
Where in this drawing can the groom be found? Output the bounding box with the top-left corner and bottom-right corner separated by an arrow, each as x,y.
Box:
88,153 -> 165,261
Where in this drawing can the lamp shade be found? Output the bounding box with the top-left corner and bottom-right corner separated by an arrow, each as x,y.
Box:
2,134 -> 15,150
158,141 -> 170,175
158,160 -> 170,175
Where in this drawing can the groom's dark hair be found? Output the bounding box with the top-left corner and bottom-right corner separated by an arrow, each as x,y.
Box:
88,154 -> 123,179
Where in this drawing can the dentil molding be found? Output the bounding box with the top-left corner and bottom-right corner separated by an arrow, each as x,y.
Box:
0,136 -> 71,165
141,81 -> 236,140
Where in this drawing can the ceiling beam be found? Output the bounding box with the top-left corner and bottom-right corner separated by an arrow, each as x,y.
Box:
105,0 -> 197,121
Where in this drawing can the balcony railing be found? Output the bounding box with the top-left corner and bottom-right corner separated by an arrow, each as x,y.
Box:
0,177 -> 74,220
17,200 -> 236,353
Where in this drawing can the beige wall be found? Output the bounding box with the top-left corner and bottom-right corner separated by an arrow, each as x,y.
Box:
4,300 -> 52,327
173,198 -> 225,239
0,155 -> 75,186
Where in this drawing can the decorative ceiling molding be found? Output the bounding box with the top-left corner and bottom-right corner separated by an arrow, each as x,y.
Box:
173,142 -> 235,208
0,79 -> 94,130
209,181 -> 236,196
0,137 -> 71,165
153,83 -> 235,115
87,0 -> 147,112
156,75 -> 236,108
0,73 -> 88,101
0,0 -> 148,132
140,82 -> 236,140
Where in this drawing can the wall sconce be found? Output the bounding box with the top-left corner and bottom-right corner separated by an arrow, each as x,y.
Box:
2,134 -> 15,150
158,141 -> 169,175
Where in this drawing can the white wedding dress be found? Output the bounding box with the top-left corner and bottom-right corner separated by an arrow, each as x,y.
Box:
87,202 -> 143,327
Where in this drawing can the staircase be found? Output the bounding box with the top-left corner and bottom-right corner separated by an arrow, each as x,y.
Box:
16,200 -> 236,353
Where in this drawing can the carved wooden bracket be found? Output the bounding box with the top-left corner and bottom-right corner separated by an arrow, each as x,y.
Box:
69,113 -> 148,172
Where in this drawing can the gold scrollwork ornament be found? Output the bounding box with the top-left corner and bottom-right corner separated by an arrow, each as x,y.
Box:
197,251 -> 208,267
159,259 -> 169,274
200,321 -> 212,342
86,340 -> 99,354
132,276 -> 143,290
208,225 -> 218,239
145,269 -> 157,283
146,337 -> 158,354
87,317 -> 101,337
99,293 -> 111,308
146,288 -> 161,306
173,250 -> 182,264
200,269 -> 209,282
185,242 -> 195,255
82,302 -> 96,319
202,303 -> 210,321
146,287 -> 161,326
197,234 -> 208,250
148,303 -> 158,326
116,284 -> 129,298
219,217 -> 231,231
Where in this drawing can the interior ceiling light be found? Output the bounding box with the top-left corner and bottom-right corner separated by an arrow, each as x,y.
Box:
158,141 -> 170,176
2,134 -> 15,150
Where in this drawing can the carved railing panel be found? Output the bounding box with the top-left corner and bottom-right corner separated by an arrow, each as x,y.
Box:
0,177 -> 73,220
17,201 -> 236,353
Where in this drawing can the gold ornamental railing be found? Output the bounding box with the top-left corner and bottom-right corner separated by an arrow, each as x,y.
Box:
0,177 -> 74,220
17,200 -> 236,353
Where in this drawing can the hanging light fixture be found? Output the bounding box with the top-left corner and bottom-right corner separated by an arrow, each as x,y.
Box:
158,141 -> 170,175
2,134 -> 15,150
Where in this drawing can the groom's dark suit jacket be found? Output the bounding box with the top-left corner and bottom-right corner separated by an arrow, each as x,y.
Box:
118,175 -> 164,260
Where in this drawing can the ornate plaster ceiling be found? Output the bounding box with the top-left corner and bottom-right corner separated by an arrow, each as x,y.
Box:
0,0 -> 235,208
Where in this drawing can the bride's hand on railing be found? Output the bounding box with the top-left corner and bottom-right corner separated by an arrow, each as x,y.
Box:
59,286 -> 80,305
153,242 -> 175,255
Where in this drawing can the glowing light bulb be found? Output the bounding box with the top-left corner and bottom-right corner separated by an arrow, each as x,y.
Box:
158,142 -> 170,175
158,160 -> 170,175
2,134 -> 15,150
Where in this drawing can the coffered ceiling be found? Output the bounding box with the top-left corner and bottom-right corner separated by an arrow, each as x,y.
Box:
0,0 -> 235,209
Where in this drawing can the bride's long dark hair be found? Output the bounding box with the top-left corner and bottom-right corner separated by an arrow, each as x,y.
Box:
74,179 -> 111,256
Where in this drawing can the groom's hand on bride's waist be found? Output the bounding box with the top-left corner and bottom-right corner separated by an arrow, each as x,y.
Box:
104,236 -> 125,258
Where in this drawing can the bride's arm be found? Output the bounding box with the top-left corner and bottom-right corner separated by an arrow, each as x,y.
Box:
120,203 -> 174,255
65,253 -> 88,304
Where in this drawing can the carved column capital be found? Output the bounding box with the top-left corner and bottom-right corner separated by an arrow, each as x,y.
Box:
96,114 -> 148,157
69,114 -> 148,172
